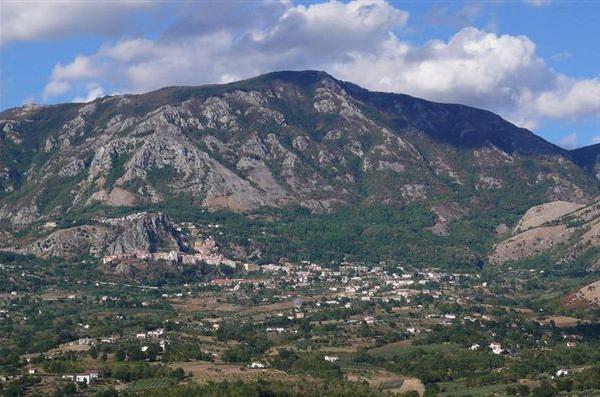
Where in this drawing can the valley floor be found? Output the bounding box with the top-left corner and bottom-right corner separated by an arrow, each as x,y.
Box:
1,255 -> 600,397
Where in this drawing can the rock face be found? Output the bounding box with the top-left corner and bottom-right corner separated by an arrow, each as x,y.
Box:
11,212 -> 184,258
0,71 -> 598,228
23,225 -> 111,259
105,212 -> 185,255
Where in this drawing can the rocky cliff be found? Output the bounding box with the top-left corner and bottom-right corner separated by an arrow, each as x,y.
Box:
10,212 -> 184,258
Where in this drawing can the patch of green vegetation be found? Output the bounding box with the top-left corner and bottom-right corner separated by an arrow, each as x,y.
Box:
36,174 -> 83,215
126,377 -> 176,392
146,165 -> 178,194
105,152 -> 131,189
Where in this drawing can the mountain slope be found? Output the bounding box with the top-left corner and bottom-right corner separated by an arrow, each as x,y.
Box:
490,200 -> 600,267
570,143 -> 600,177
0,70 -> 597,230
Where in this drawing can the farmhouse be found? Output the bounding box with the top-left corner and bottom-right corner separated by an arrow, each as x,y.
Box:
75,370 -> 100,384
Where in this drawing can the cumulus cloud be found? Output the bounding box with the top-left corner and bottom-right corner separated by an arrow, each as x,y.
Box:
72,83 -> 105,103
332,28 -> 551,111
42,80 -> 71,99
425,3 -> 482,29
0,1 -> 155,45
38,0 -> 600,129
43,0 -> 407,93
532,78 -> 600,119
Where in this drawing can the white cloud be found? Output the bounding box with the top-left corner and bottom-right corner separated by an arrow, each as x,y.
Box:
43,0 -> 408,93
42,80 -> 71,99
38,0 -> 600,130
592,136 -> 600,145
532,78 -> 600,119
332,28 -> 550,111
0,1 -> 155,45
559,133 -> 577,149
72,83 -> 105,103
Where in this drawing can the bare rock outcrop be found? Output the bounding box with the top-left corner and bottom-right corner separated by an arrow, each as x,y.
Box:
105,212 -> 185,255
11,212 -> 185,259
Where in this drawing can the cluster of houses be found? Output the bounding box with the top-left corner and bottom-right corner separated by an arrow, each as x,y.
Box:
135,327 -> 165,339
100,237 -> 263,273
101,247 -> 235,268
186,262 -> 489,340
257,262 -> 477,307
62,370 -> 100,385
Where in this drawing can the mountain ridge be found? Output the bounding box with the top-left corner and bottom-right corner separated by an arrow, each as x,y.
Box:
0,70 -> 598,229
3,70 -> 590,156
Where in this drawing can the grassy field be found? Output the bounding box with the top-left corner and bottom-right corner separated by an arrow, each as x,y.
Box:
346,369 -> 425,396
167,361 -> 299,384
126,377 -> 176,392
437,381 -> 519,397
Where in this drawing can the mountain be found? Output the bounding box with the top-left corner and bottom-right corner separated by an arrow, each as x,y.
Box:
1,70 -> 600,266
570,143 -> 600,176
1,71 -> 597,224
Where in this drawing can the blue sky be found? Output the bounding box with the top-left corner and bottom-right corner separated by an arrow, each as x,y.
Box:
1,0 -> 599,148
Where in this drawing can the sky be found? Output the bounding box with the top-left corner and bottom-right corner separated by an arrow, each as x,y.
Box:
1,0 -> 599,148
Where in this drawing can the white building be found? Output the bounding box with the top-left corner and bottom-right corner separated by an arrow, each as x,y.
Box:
489,342 -> 503,355
75,370 -> 99,384
556,369 -> 569,377
147,328 -> 164,338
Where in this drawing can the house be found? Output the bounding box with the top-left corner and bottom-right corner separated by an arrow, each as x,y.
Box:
489,342 -> 503,355
250,362 -> 266,369
244,263 -> 258,272
470,344 -> 480,351
75,370 -> 100,384
556,369 -> 569,377
324,355 -> 339,363
147,328 -> 164,338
